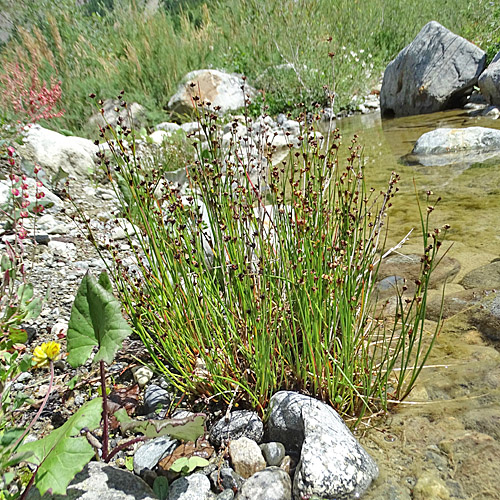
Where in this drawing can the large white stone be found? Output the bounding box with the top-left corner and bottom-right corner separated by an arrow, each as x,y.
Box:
19,125 -> 98,178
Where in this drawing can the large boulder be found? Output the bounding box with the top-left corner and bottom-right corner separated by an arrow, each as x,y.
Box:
18,125 -> 98,178
267,391 -> 378,500
168,69 -> 257,116
406,127 -> 500,166
381,21 -> 486,117
478,51 -> 500,105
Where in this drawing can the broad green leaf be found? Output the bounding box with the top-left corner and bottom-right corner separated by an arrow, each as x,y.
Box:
66,272 -> 131,367
153,476 -> 169,500
117,411 -> 206,441
98,271 -> 113,293
17,398 -> 102,496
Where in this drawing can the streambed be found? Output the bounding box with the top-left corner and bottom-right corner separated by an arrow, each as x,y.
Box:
337,110 -> 500,499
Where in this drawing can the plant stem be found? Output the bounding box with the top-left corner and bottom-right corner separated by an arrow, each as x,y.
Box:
105,436 -> 148,463
100,359 -> 109,461
19,465 -> 39,500
13,360 -> 54,451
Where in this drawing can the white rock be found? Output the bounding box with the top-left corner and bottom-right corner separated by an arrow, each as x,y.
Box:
18,125 -> 98,178
132,366 -> 154,388
229,436 -> 266,479
155,122 -> 182,133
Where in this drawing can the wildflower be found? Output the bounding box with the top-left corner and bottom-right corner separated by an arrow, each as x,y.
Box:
11,188 -> 19,196
33,341 -> 61,368
7,146 -> 15,157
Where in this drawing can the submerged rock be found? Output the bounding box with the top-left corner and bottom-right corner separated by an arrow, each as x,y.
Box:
404,127 -> 500,166
469,291 -> 500,341
381,21 -> 486,118
267,391 -> 378,500
460,260 -> 500,290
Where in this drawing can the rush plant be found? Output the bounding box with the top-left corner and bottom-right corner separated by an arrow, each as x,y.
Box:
94,103 -> 447,420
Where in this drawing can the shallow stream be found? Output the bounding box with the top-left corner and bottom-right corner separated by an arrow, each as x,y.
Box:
335,110 -> 500,499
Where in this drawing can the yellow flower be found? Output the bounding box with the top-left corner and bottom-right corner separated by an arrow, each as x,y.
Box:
33,341 -> 61,368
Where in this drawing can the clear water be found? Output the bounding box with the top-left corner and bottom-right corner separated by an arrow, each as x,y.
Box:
336,110 -> 500,499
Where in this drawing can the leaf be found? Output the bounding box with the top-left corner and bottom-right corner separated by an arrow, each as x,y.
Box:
66,271 -> 132,367
117,412 -> 206,441
17,398 -> 102,496
158,438 -> 213,471
107,384 -> 140,430
169,456 -> 209,474
153,476 -> 169,500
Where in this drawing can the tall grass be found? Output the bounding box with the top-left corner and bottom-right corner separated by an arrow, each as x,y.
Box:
88,101 -> 447,420
0,0 -> 497,134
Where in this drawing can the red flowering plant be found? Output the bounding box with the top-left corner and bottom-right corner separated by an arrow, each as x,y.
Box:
0,61 -> 64,127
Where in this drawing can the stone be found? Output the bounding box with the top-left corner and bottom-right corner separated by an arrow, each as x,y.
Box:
168,473 -> 212,500
26,461 -> 156,499
88,99 -> 146,131
267,391 -> 378,500
216,490 -> 235,500
18,125 -> 98,178
209,467 -> 244,493
460,260 -> 500,289
144,384 -> 171,414
478,51 -> 500,105
133,436 -> 178,475
235,467 -> 291,500
279,456 -> 291,474
229,436 -> 266,479
155,122 -> 182,133
209,410 -> 264,448
413,472 -> 450,500
150,130 -> 172,145
132,366 -> 154,388
378,253 -> 460,289
469,291 -> 500,341
425,288 -> 487,321
259,442 -> 286,467
380,21 -> 486,117
168,69 -> 257,116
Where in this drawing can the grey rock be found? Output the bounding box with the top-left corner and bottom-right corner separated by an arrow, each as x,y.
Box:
155,122 -> 182,133
460,261 -> 500,289
144,384 -> 171,414
235,467 -> 291,500
425,288 -> 487,321
209,467 -> 244,493
18,125 -> 98,178
479,51 -> 500,105
133,436 -> 178,475
229,436 -> 266,479
26,461 -> 156,499
259,442 -> 286,467
216,490 -> 235,500
209,410 -> 264,448
88,99 -> 146,130
267,391 -> 378,500
381,21 -> 486,117
469,291 -> 500,341
378,253 -> 460,290
168,473 -> 212,500
168,70 -> 257,116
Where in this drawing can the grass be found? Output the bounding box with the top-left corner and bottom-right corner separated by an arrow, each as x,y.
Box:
86,101 -> 448,421
0,0 -> 498,134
